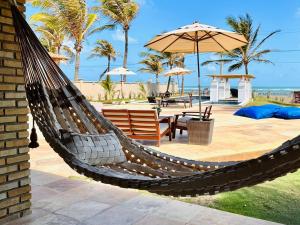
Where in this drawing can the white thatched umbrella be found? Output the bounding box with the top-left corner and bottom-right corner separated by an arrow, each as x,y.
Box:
145,22 -> 247,119
164,67 -> 192,95
105,67 -> 136,98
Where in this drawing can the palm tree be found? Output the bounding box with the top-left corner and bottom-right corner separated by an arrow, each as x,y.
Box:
160,52 -> 182,92
29,0 -> 99,81
177,54 -> 186,96
89,40 -> 117,81
139,53 -> 163,95
30,12 -> 74,64
98,0 -> 139,82
202,14 -> 280,74
101,75 -> 115,101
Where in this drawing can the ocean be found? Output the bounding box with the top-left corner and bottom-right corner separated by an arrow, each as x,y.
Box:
184,86 -> 300,97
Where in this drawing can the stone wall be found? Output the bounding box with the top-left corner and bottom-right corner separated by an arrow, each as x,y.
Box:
75,81 -> 179,101
0,0 -> 31,222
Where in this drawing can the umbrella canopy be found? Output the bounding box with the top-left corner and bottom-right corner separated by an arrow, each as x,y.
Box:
145,22 -> 247,120
48,52 -> 69,64
164,67 -> 192,76
105,67 -> 136,76
145,22 -> 247,53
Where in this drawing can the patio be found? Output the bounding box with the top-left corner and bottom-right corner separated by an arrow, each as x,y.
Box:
5,102 -> 299,224
4,139 -> 280,225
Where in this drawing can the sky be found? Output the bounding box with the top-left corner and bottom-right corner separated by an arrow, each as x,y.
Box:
25,0 -> 300,88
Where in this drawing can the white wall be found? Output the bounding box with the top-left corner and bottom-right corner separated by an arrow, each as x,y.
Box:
74,81 -> 179,101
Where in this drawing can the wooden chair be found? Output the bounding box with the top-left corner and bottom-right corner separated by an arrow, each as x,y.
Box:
102,109 -> 172,146
172,105 -> 212,138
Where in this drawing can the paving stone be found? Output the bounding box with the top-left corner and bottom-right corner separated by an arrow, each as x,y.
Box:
84,204 -> 147,225
134,215 -> 185,225
151,200 -> 203,222
188,206 -> 281,225
44,178 -> 86,193
24,213 -> 82,225
55,200 -> 110,221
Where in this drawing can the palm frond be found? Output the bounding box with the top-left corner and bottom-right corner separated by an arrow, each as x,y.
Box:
251,30 -> 280,54
228,62 -> 243,72
88,24 -> 116,36
202,59 -> 234,66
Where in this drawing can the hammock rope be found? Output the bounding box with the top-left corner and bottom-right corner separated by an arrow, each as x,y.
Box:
10,4 -> 300,196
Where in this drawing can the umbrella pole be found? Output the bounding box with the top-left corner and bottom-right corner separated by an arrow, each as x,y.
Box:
196,34 -> 202,121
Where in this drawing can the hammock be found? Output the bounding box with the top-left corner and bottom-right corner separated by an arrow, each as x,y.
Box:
11,4 -> 300,197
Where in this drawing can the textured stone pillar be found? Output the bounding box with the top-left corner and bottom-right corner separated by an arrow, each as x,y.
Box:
209,78 -> 219,103
218,78 -> 226,100
0,0 -> 31,223
225,78 -> 231,99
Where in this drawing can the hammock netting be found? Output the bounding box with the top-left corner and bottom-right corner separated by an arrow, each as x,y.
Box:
11,4 -> 300,196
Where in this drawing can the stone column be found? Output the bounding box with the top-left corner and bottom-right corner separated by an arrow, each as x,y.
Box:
0,0 -> 31,223
218,78 -> 226,100
225,78 -> 231,99
210,77 -> 219,102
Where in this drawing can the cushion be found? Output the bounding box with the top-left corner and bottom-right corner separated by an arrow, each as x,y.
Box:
274,107 -> 300,119
234,104 -> 282,119
61,130 -> 126,165
177,116 -> 192,127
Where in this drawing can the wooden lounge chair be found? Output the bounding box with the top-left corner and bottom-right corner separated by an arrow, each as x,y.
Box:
102,109 -> 172,146
172,105 -> 212,138
161,93 -> 193,108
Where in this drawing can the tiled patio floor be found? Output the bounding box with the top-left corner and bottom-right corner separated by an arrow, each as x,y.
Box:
4,139 -> 281,225
4,170 -> 280,225
5,103 -> 294,224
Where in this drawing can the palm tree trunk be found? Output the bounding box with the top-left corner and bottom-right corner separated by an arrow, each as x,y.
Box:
107,56 -> 111,72
166,65 -> 173,92
123,28 -> 129,82
56,46 -> 61,67
74,50 -> 80,81
245,63 -> 249,75
181,76 -> 184,96
156,74 -> 159,96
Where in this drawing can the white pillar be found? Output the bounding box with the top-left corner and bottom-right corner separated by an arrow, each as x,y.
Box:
247,79 -> 253,100
225,79 -> 231,98
238,78 -> 246,103
238,77 -> 252,103
218,78 -> 226,100
210,78 -> 219,102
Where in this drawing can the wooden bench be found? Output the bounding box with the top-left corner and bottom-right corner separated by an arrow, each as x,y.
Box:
102,109 -> 172,146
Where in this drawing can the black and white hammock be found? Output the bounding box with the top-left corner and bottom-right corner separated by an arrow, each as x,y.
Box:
11,4 -> 300,197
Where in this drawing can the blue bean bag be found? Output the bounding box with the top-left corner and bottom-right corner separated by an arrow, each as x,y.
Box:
274,107 -> 300,119
234,104 -> 282,119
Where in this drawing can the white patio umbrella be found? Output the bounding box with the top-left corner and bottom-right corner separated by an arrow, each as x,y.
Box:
105,67 -> 136,98
145,22 -> 247,120
164,67 -> 192,76
105,67 -> 136,78
164,67 -> 192,95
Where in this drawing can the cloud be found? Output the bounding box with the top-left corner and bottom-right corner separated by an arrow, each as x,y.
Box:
206,64 -> 217,73
135,0 -> 153,7
296,8 -> 300,17
112,29 -> 138,44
